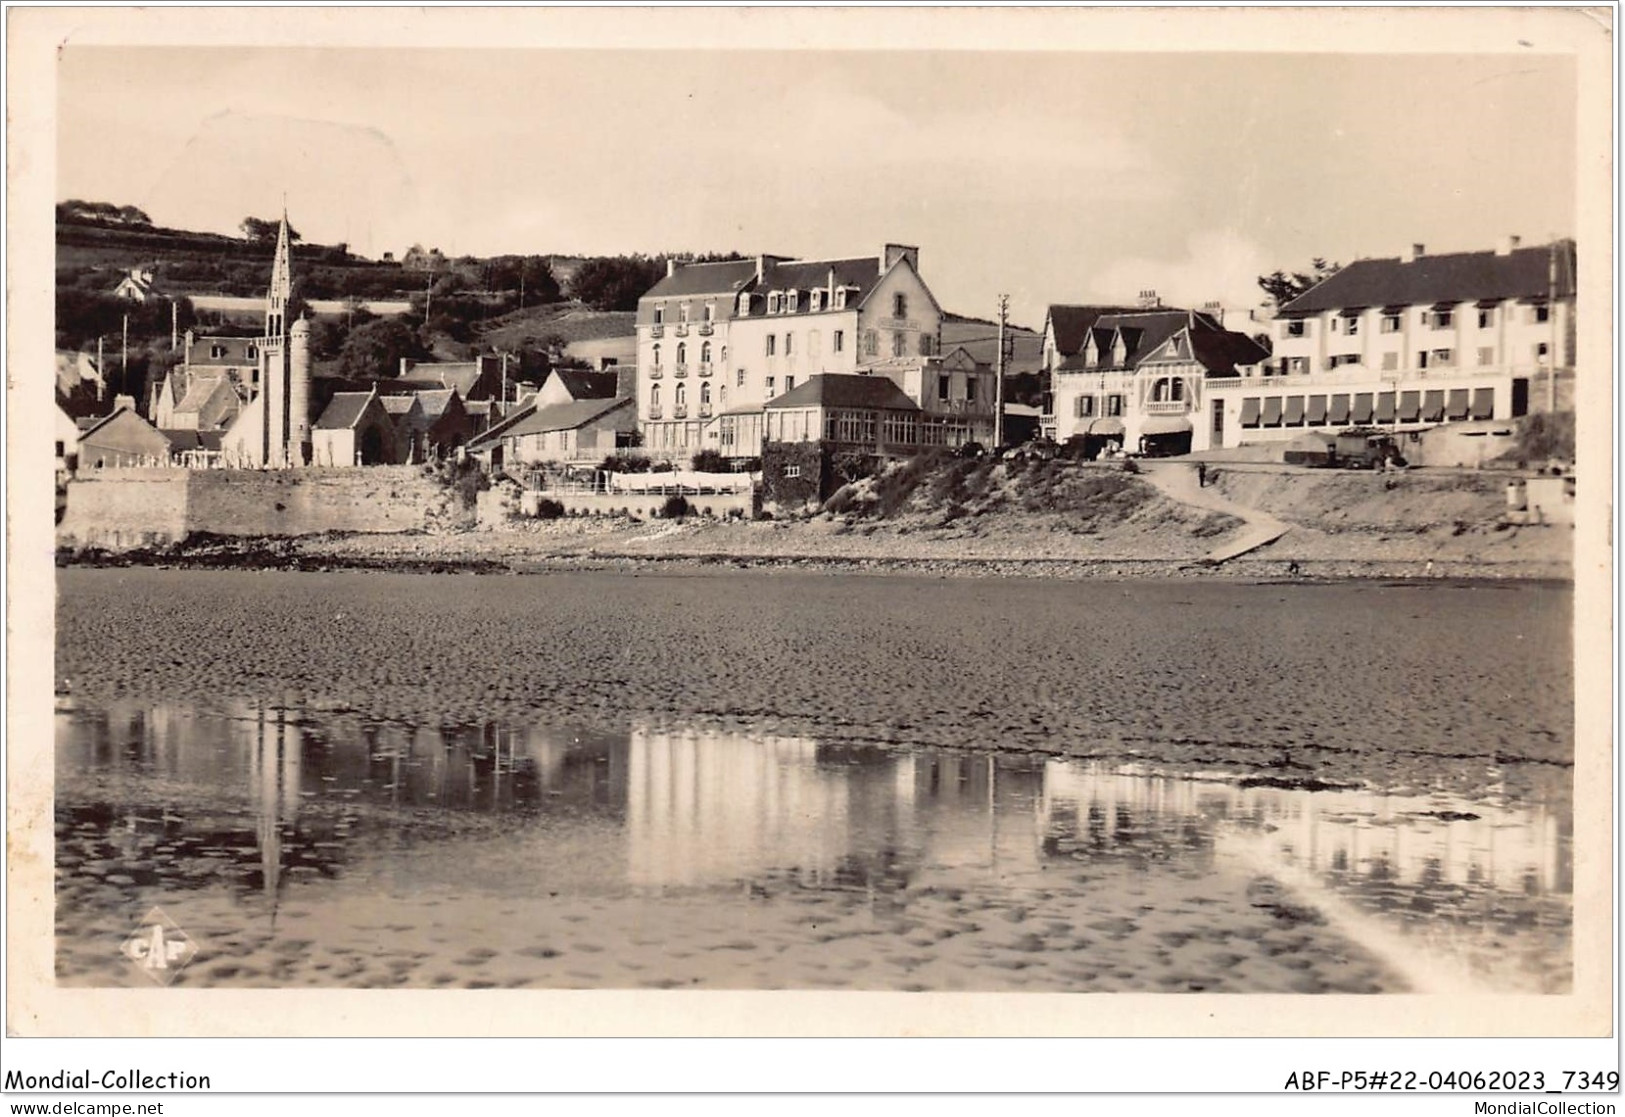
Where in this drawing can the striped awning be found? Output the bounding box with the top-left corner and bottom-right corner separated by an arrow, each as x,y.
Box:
1088,417 -> 1126,437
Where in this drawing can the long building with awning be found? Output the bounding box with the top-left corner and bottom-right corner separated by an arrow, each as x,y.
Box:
1206,237 -> 1576,451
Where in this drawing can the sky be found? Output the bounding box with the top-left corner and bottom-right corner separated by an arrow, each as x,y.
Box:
57,41 -> 1579,329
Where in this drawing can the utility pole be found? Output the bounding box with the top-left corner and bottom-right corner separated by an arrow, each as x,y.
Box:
171,300 -> 178,351
121,313 -> 129,393
994,294 -> 1009,448
1547,239 -> 1559,414
96,336 -> 105,402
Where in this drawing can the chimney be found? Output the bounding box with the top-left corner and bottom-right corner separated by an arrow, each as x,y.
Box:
1138,288 -> 1160,309
113,394 -> 136,415
1203,300 -> 1224,326
667,258 -> 678,278
1404,243 -> 1426,263
1496,234 -> 1522,256
881,244 -> 919,273
399,357 -> 412,378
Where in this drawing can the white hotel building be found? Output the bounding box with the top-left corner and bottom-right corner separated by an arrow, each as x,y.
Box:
1206,238 -> 1576,450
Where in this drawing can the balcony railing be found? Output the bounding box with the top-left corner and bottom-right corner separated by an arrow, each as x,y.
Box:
1142,399 -> 1191,415
649,325 -> 664,338
674,324 -> 689,337
674,364 -> 689,378
698,322 -> 714,336
698,402 -> 713,418
698,362 -> 713,377
674,404 -> 689,419
648,406 -> 663,419
648,366 -> 663,379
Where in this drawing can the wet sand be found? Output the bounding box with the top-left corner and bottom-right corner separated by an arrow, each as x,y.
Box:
57,569 -> 1573,796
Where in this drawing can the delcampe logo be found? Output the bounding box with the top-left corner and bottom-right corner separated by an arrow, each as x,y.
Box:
120,906 -> 198,985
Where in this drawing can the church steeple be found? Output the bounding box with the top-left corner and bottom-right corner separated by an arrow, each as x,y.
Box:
265,206 -> 293,340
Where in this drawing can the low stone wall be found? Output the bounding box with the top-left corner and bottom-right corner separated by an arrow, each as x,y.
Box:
59,466 -> 456,550
57,468 -> 190,549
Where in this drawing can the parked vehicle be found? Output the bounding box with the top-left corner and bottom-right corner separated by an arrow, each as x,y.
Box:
1003,437 -> 1060,462
1285,428 -> 1407,470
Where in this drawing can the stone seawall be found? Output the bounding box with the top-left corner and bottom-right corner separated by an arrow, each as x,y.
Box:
60,467 -> 456,550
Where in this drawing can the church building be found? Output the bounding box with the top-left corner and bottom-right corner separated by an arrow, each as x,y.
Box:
220,212 -> 314,467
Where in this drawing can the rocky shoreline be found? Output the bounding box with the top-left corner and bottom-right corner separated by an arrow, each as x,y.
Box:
55,524 -> 1572,584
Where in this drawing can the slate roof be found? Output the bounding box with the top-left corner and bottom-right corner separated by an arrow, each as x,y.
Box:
174,372 -> 235,414
1061,310 -> 1191,372
414,388 -> 459,421
465,403 -> 538,452
399,363 -> 483,397
503,396 -> 632,437
764,374 -> 921,412
159,429 -> 225,452
314,392 -> 378,431
551,368 -> 620,400
1188,325 -> 1271,374
1278,240 -> 1577,317
1045,305 -> 1143,357
379,395 -> 419,415
640,259 -> 761,300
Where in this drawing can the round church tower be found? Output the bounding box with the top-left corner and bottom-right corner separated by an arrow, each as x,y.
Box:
289,315 -> 312,465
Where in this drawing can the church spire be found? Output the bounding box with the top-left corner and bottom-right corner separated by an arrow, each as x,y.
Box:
265,205 -> 293,339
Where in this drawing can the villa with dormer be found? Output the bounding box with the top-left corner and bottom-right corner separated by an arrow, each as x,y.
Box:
1042,297 -> 1269,457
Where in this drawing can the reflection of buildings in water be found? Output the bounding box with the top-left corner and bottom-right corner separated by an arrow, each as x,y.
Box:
250,703 -> 302,914
1039,759 -> 1567,901
1039,762 -> 1218,865
624,727 -> 850,888
891,754 -> 1045,878
1234,786 -> 1567,899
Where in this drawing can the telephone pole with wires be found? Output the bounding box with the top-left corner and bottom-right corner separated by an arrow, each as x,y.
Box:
995,294 -> 1009,449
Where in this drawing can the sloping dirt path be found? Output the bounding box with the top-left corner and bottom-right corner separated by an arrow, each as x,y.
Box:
1140,461 -> 1291,562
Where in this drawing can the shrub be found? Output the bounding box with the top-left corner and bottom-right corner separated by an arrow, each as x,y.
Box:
535,498 -> 565,520
691,449 -> 732,473
660,495 -> 690,520
599,454 -> 652,473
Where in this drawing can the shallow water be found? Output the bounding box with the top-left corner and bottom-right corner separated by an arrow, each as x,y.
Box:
56,700 -> 1571,992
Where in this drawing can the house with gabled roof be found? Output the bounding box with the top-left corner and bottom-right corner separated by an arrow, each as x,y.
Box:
466,396 -> 637,468
310,390 -> 397,466
77,407 -> 175,468
1043,298 -> 1269,456
1207,237 -> 1576,451
149,368 -> 245,432
636,244 -> 954,460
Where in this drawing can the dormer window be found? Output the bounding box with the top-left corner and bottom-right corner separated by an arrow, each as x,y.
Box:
679,303 -> 690,323
210,344 -> 226,359
810,290 -> 824,312
246,345 -> 258,360
767,291 -> 781,314
834,288 -> 848,309
738,293 -> 751,316
703,302 -> 715,322
653,305 -> 665,325
1084,342 -> 1098,368
784,289 -> 798,313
